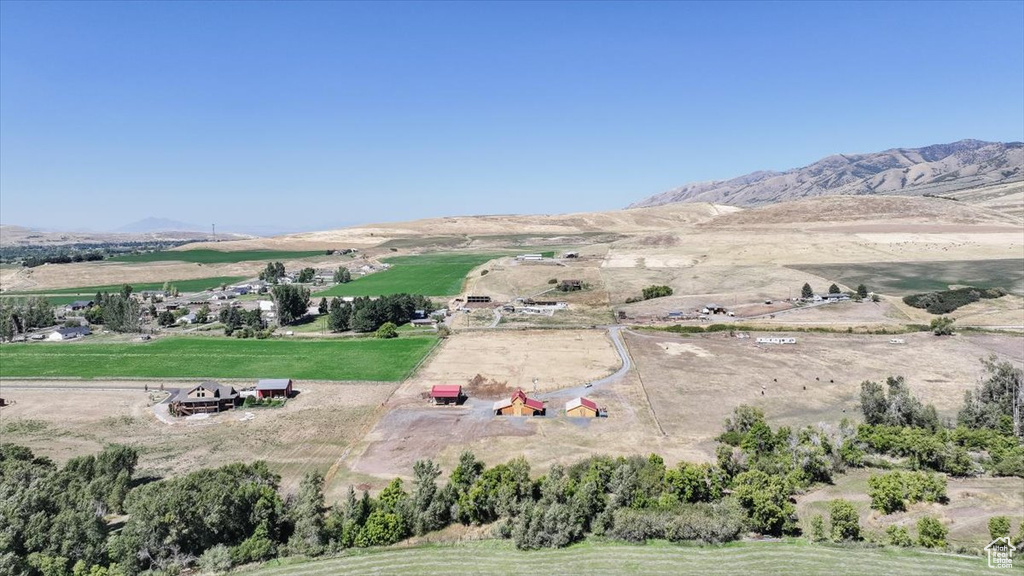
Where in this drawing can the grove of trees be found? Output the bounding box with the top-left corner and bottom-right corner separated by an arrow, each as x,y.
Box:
324,294 -> 434,333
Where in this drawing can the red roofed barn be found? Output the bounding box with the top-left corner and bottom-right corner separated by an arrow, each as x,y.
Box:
430,385 -> 466,406
493,389 -> 545,416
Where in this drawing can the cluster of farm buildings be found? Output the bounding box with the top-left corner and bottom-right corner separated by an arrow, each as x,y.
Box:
428,385 -> 604,418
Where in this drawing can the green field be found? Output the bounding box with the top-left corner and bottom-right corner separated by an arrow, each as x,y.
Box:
2,276 -> 249,299
108,249 -> 327,264
319,253 -> 500,297
790,259 -> 1024,296
0,336 -> 436,381
247,539 -> 999,576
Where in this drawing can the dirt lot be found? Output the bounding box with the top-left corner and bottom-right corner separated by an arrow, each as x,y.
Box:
0,380 -> 394,498
625,330 -> 1024,461
401,329 -> 622,395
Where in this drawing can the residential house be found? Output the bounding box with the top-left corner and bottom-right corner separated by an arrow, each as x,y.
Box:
171,382 -> 240,416
66,300 -> 94,312
47,326 -> 92,341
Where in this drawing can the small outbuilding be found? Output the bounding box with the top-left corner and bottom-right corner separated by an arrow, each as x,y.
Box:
66,300 -> 94,312
256,379 -> 293,399
429,385 -> 466,405
493,389 -> 545,416
565,397 -> 600,418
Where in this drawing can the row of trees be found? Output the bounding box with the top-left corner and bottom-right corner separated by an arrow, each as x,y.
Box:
324,294 -> 434,333
855,358 -> 1024,477
0,297 -> 55,340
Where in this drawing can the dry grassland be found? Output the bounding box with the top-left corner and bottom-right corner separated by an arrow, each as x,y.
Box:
403,330 -> 621,394
0,381 -> 394,497
626,330 -> 1024,459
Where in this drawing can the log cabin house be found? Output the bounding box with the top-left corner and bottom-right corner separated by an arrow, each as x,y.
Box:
171,382 -> 240,416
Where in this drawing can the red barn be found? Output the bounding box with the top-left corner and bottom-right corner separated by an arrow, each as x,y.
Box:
256,379 -> 293,399
430,385 -> 465,405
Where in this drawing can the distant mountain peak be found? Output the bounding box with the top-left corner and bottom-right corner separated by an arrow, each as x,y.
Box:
629,139 -> 1024,208
115,217 -> 210,234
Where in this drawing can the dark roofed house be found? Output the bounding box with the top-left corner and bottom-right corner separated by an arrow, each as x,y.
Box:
256,379 -> 293,399
47,326 -> 92,341
171,382 -> 240,416
429,385 -> 465,405
66,300 -> 94,311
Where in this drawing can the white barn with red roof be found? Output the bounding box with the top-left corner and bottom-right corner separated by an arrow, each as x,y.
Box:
565,397 -> 600,417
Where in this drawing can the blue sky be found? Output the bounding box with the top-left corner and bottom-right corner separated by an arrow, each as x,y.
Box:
2,1 -> 1022,233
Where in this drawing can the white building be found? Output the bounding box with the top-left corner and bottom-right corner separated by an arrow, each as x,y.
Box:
756,337 -> 796,345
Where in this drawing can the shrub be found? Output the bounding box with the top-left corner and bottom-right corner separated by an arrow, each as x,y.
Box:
867,471 -> 946,514
828,499 -> 861,541
810,515 -> 826,542
641,285 -> 673,300
665,499 -> 746,544
609,508 -> 667,543
375,322 -> 399,339
198,544 -> 232,574
886,525 -> 913,547
917,516 -> 948,548
989,516 -> 1011,540
548,279 -> 558,284
930,316 -> 955,336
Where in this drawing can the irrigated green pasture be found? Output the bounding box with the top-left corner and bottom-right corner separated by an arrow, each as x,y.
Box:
319,253 -> 499,297
0,336 -> 436,381
790,259 -> 1024,296
108,249 -> 327,264
248,539 -> 996,576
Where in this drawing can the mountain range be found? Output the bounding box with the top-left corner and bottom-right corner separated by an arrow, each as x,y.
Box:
629,139 -> 1023,208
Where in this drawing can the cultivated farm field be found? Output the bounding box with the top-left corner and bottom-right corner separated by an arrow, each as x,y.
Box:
790,259 -> 1024,296
319,253 -> 500,297
0,336 -> 437,381
246,539 -> 998,576
108,249 -> 328,264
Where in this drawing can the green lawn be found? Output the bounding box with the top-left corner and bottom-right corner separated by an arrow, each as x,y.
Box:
246,539 -> 998,576
108,249 -> 327,264
0,336 -> 436,381
790,259 -> 1024,296
320,253 -> 500,297
3,276 -> 248,297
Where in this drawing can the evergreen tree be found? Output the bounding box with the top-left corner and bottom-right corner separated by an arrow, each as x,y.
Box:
801,283 -> 813,299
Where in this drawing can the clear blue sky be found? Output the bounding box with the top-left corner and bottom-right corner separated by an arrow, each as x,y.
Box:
2,1 -> 1022,232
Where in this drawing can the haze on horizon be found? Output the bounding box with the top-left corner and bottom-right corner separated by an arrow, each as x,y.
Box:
1,1 -> 1022,232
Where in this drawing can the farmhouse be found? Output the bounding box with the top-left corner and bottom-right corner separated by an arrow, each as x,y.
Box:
256,378 -> 293,399
429,385 -> 466,405
66,300 -> 94,312
702,304 -> 728,314
560,279 -> 583,291
817,293 -> 850,302
171,382 -> 240,416
493,389 -> 545,416
756,337 -> 797,344
565,397 -> 600,417
47,326 -> 92,341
